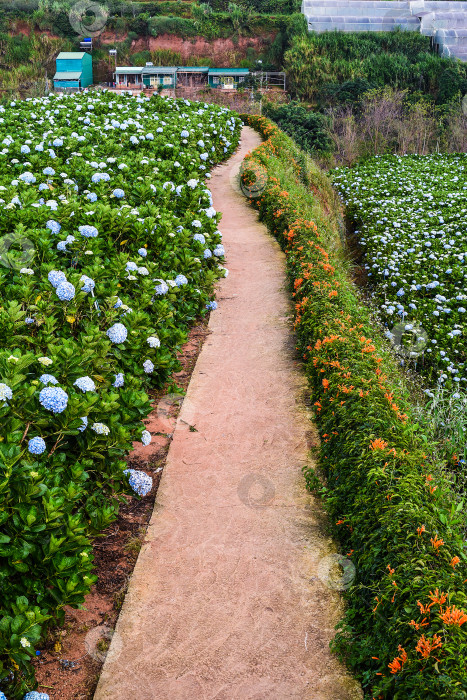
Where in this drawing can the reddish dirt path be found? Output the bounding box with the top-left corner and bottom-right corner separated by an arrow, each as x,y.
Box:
94,127 -> 362,700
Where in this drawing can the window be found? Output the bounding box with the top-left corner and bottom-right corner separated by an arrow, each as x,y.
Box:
212,77 -> 220,85
163,76 -> 172,85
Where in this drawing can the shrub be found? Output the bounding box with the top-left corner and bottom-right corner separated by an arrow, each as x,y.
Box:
240,114 -> 467,700
0,92 -> 241,698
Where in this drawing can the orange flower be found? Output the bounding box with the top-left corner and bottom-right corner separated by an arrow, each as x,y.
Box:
322,378 -> 330,391
370,438 -> 388,451
451,556 -> 461,568
430,536 -> 444,553
440,606 -> 467,627
417,600 -> 434,616
428,588 -> 448,606
329,290 -> 338,298
415,634 -> 442,659
417,525 -> 426,537
388,646 -> 408,674
409,618 -> 429,630
387,565 -> 395,576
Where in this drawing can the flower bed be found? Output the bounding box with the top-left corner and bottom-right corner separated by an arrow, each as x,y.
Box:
241,115 -> 467,700
332,155 -> 467,390
0,90 -> 241,698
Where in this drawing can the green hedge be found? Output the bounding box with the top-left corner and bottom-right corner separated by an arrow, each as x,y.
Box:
240,115 -> 467,700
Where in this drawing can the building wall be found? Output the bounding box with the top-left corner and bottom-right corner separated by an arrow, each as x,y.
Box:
142,75 -> 175,88
81,53 -> 93,88
54,80 -> 80,88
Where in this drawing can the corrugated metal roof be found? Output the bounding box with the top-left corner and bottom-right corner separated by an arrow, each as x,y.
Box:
57,52 -> 86,59
54,71 -> 82,80
208,68 -> 250,75
142,66 -> 177,74
177,66 -> 209,72
116,67 -> 143,74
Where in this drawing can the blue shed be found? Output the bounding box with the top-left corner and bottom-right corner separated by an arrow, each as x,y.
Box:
54,52 -> 93,90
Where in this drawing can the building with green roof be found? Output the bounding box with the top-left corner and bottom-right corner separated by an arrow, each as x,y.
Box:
53,52 -> 93,90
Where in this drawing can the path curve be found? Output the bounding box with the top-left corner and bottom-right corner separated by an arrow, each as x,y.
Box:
94,127 -> 362,700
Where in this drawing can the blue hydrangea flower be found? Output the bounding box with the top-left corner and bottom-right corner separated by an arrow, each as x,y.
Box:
19,172 -> 36,184
147,336 -> 160,348
175,274 -> 188,287
74,376 -> 96,393
53,138 -> 63,147
78,416 -> 88,432
78,225 -> 98,238
39,374 -> 58,385
21,144 -> 30,154
80,275 -> 95,293
126,261 -> 138,272
25,317 -> 35,324
154,281 -> 168,296
57,241 -> 67,252
48,270 -> 67,288
143,360 -> 154,374
56,281 -> 75,302
206,301 -> 218,311
86,192 -> 98,202
28,436 -> 46,455
106,323 -> 127,344
203,249 -> 212,259
113,373 -> 124,388
0,692 -> 7,700
141,430 -> 152,446
46,220 -> 61,235
112,188 -> 125,198
39,386 -> 68,413
113,297 -> 123,309
24,693 -> 50,700
193,233 -> 205,245
138,248 -> 147,258
91,172 -> 110,183
181,130 -> 189,138
91,422 -> 110,435
192,220 -> 202,228
213,245 -> 225,257
0,383 -> 13,402
124,469 -> 153,496
43,167 -> 55,176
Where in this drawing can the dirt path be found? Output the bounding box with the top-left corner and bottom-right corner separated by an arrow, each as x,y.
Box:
94,127 -> 362,700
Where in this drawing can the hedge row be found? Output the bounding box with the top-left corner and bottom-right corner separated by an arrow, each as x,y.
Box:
0,92 -> 241,698
241,115 -> 467,700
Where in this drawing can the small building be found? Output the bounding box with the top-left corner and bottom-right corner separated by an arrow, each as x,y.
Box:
208,68 -> 250,89
142,66 -> 177,89
115,67 -> 143,88
115,66 -> 177,89
53,52 -> 93,90
177,66 -> 209,88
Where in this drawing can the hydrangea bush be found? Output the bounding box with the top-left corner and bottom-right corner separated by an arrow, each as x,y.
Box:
332,155 -> 467,390
0,90 -> 240,698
